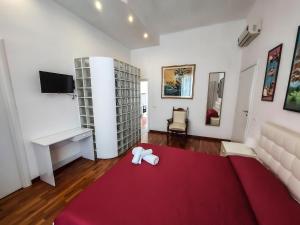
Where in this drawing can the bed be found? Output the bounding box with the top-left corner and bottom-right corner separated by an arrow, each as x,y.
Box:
55,122 -> 300,225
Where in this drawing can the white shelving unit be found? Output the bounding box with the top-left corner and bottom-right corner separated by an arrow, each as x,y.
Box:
74,57 -> 141,159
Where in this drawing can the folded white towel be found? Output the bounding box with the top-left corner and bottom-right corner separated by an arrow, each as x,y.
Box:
132,147 -> 153,164
131,147 -> 143,164
132,147 -> 159,166
132,147 -> 152,155
132,147 -> 144,155
138,150 -> 153,164
143,154 -> 159,165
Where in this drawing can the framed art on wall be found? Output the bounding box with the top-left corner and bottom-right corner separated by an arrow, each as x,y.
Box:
261,44 -> 283,101
161,64 -> 195,99
284,26 -> 300,112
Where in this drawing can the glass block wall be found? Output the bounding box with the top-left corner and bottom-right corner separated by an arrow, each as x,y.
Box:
74,57 -> 96,150
114,59 -> 141,155
74,57 -> 141,156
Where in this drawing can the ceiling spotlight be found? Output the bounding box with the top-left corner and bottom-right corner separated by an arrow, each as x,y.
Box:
95,1 -> 103,11
128,15 -> 134,23
143,33 -> 149,39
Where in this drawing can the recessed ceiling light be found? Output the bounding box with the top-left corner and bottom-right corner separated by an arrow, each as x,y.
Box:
95,1 -> 103,11
143,33 -> 149,39
128,15 -> 134,23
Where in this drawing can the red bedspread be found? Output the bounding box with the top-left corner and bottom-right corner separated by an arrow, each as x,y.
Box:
230,156 -> 300,225
55,144 -> 257,225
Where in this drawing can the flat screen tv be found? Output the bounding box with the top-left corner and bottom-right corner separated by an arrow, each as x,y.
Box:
39,71 -> 75,93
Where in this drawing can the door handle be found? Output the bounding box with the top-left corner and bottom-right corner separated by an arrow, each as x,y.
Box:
243,110 -> 248,116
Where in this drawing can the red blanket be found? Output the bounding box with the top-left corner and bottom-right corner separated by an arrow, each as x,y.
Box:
55,144 -> 257,225
230,156 -> 300,225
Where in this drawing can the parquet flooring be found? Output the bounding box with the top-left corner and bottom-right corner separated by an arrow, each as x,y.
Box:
0,132 -> 221,225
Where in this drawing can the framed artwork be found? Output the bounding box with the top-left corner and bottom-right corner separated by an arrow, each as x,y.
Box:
284,26 -> 300,112
261,44 -> 283,101
161,64 -> 195,99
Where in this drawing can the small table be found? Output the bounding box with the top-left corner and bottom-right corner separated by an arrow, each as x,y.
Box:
32,128 -> 95,186
220,141 -> 256,158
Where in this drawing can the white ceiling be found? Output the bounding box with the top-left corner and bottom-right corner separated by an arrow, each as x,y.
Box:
54,0 -> 255,49
128,0 -> 255,34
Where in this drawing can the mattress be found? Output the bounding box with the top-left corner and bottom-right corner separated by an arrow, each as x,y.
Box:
55,144 -> 257,225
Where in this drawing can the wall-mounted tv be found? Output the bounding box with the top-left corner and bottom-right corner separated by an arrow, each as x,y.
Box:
39,71 -> 75,93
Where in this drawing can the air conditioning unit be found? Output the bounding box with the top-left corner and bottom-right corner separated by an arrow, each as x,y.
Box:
238,23 -> 261,47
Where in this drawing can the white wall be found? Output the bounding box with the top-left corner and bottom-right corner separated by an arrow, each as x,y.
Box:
241,0 -> 300,144
0,0 -> 130,179
131,20 -> 245,139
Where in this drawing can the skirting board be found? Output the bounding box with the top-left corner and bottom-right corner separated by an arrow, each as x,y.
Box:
32,153 -> 82,183
52,153 -> 82,171
149,130 -> 230,142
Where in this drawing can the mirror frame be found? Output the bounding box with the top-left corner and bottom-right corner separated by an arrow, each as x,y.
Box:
205,72 -> 226,127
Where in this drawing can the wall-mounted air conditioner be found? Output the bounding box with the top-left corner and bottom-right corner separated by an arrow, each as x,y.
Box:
238,23 -> 261,47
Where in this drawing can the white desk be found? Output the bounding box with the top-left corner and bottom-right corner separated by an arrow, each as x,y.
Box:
221,141 -> 257,158
32,128 -> 94,186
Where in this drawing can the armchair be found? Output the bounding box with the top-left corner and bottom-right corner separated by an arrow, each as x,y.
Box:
167,107 -> 189,137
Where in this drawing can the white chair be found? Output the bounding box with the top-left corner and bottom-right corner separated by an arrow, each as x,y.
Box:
167,107 -> 189,137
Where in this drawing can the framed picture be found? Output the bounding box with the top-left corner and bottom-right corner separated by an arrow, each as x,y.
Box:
284,26 -> 300,112
261,44 -> 283,101
161,64 -> 195,99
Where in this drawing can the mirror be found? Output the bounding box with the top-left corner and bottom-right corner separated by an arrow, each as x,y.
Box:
205,72 -> 225,126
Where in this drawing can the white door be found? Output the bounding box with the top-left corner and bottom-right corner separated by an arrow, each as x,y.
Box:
231,66 -> 255,142
0,66 -> 22,199
140,81 -> 149,135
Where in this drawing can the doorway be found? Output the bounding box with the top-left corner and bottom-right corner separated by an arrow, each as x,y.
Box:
231,65 -> 256,142
0,91 -> 23,199
140,81 -> 148,135
0,39 -> 30,199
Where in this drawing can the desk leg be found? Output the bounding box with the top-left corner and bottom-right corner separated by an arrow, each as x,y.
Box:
80,136 -> 95,161
34,144 -> 55,186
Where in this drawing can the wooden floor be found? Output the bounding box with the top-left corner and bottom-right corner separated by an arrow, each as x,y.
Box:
0,132 -> 221,225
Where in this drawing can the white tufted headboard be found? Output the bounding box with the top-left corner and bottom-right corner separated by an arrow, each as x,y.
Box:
255,122 -> 300,203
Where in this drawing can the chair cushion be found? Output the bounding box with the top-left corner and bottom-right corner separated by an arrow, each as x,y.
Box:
210,117 -> 220,126
173,111 -> 186,123
169,122 -> 186,131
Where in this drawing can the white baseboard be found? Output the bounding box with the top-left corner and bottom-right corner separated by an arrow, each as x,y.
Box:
52,153 -> 81,171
